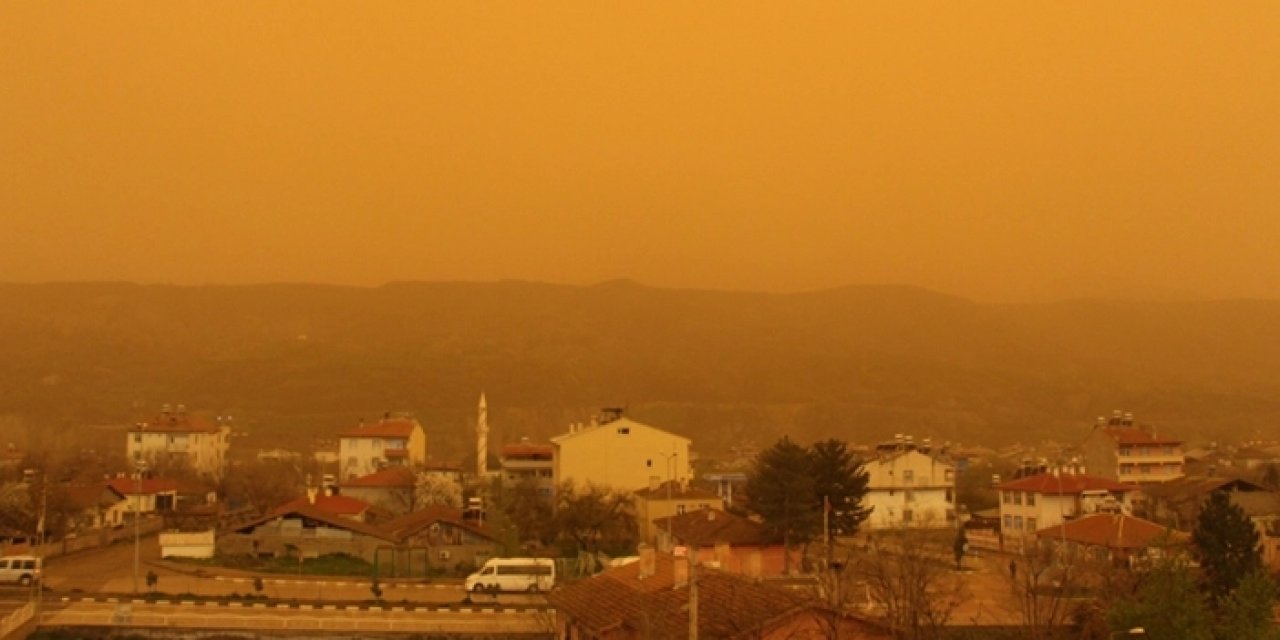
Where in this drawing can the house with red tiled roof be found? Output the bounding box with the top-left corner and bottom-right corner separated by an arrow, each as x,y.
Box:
995,471 -> 1139,542
500,439 -> 555,498
272,491 -> 388,524
1080,410 -> 1185,484
126,405 -> 232,479
107,476 -> 183,515
379,506 -> 501,572
61,484 -> 127,530
219,501 -> 398,563
339,466 -> 418,514
1035,513 -> 1187,565
337,413 -> 427,480
634,480 -> 724,546
653,508 -> 794,576
548,547 -> 890,640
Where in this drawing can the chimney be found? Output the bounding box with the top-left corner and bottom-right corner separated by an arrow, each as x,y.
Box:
306,487 -> 319,505
746,549 -> 763,581
638,544 -> 656,579
705,509 -> 716,522
673,555 -> 689,588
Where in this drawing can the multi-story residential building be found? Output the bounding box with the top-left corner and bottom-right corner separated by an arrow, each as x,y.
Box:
499,439 -> 555,498
634,480 -> 724,546
995,470 -> 1138,540
126,405 -> 231,479
864,439 -> 956,529
550,409 -> 691,493
1081,410 -> 1185,484
337,414 -> 427,480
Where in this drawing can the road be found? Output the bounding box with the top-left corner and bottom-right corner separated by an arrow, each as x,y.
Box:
39,598 -> 554,635
41,535 -> 544,606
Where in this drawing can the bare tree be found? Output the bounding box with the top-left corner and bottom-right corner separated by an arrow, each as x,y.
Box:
854,527 -> 965,640
221,459 -> 304,516
1004,540 -> 1098,640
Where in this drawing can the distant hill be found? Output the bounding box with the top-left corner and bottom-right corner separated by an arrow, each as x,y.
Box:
1,281 -> 1278,462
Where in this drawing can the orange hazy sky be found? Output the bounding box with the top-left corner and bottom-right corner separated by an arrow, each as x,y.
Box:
2,2 -> 1277,301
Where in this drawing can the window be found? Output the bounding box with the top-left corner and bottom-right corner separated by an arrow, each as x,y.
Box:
1002,491 -> 1011,504
1119,446 -> 1132,457
1003,515 -> 1012,529
1026,492 -> 1036,506
676,505 -> 686,515
945,488 -> 954,503
1014,516 -> 1024,531
616,427 -> 630,435
903,510 -> 913,523
903,469 -> 915,484
1027,517 -> 1037,531
1014,492 -> 1023,506
904,490 -> 915,503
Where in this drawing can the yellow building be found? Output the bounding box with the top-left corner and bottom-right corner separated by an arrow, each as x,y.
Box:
634,480 -> 724,547
551,410 -> 691,493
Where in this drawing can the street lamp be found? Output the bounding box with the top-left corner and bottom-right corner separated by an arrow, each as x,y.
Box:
132,459 -> 148,594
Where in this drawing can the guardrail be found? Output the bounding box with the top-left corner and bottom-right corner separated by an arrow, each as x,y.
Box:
41,605 -> 553,634
0,601 -> 34,638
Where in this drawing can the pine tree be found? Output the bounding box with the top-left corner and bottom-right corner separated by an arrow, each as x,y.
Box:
745,437 -> 819,572
809,439 -> 872,539
1192,490 -> 1263,602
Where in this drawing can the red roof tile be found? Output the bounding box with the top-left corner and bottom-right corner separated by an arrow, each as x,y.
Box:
1035,513 -> 1187,549
273,494 -> 373,517
547,553 -> 839,639
130,413 -> 223,434
634,480 -> 721,501
653,509 -> 774,547
378,505 -> 496,543
1102,427 -> 1182,446
337,418 -> 420,438
995,473 -> 1138,495
340,467 -> 416,489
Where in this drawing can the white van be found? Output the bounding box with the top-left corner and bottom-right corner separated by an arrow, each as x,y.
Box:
0,556 -> 42,586
464,557 -> 555,593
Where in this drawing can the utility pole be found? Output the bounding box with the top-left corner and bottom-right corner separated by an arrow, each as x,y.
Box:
688,552 -> 698,640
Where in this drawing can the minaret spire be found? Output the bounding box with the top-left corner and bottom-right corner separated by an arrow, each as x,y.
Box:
476,392 -> 489,479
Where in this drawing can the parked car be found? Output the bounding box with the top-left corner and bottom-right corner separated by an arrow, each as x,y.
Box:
0,555 -> 42,586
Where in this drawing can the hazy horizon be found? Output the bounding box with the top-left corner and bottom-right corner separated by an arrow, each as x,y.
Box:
3,3 -> 1278,302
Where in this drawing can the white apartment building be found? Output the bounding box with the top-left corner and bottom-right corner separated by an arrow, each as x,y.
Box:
551,409 -> 691,493
995,470 -> 1139,539
126,405 -> 231,479
864,444 -> 956,529
337,414 -> 427,480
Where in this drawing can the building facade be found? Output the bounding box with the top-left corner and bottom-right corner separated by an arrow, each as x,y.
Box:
126,406 -> 231,479
337,414 -> 427,480
1080,411 -> 1185,484
634,480 -> 724,546
995,471 -> 1138,540
499,440 -> 555,498
551,410 -> 691,493
864,446 -> 956,529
